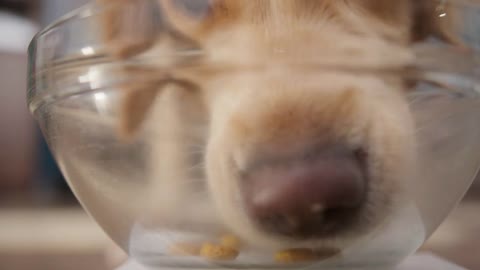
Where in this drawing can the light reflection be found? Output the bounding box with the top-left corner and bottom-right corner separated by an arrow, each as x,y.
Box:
81,46 -> 95,56
77,67 -> 109,113
77,67 -> 102,89
94,92 -> 108,114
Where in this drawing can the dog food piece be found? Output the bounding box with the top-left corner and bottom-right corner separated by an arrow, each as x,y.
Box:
275,248 -> 338,263
200,243 -> 239,261
220,234 -> 242,249
168,242 -> 202,256
275,248 -> 318,263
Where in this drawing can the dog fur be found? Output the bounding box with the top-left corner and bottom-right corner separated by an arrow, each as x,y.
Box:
96,0 -> 458,250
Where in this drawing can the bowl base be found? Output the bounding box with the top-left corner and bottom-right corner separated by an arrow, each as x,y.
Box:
116,253 -> 467,270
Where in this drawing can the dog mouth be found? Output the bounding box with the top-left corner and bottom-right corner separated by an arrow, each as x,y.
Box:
237,144 -> 369,239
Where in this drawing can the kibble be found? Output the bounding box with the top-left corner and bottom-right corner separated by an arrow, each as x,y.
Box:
200,243 -> 239,261
275,248 -> 339,263
220,234 -> 242,249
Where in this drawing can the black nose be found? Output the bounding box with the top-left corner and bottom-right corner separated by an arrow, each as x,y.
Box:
241,145 -> 367,238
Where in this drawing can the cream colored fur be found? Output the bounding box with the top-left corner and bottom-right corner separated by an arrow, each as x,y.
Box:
96,0 -> 456,250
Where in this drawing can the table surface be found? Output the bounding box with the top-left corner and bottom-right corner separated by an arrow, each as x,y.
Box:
0,191 -> 479,270
117,253 -> 467,270
396,253 -> 466,270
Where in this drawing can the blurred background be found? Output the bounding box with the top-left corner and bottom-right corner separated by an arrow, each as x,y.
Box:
0,0 -> 479,269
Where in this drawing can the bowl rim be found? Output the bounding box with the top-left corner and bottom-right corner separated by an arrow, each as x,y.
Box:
26,0 -> 480,115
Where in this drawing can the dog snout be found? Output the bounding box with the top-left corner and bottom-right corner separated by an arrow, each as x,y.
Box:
241,145 -> 367,238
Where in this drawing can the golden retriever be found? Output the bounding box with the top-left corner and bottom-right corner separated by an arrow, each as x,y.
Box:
96,0 -> 458,253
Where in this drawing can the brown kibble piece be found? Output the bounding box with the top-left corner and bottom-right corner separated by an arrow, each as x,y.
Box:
220,234 -> 242,249
275,248 -> 318,263
275,248 -> 338,263
200,243 -> 239,261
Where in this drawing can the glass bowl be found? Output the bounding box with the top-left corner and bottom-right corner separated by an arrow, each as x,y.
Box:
27,0 -> 480,269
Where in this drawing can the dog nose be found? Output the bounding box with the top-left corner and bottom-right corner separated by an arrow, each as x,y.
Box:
242,145 -> 367,238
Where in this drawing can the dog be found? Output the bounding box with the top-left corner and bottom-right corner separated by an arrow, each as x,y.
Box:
96,0 -> 459,252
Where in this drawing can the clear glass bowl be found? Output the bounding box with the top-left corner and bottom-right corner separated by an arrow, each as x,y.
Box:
28,1 -> 480,269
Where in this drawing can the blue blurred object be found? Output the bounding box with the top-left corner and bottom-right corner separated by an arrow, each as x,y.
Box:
35,131 -> 68,193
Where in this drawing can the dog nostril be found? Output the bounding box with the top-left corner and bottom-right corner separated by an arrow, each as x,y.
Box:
242,145 -> 367,238
354,148 -> 368,166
